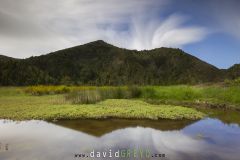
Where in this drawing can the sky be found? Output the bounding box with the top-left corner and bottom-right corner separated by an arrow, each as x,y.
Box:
0,0 -> 239,69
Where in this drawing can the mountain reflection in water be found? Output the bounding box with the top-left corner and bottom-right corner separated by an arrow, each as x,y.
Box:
0,118 -> 240,160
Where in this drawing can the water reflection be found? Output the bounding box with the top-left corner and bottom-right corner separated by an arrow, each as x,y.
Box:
0,118 -> 240,160
199,108 -> 240,125
54,119 -> 194,136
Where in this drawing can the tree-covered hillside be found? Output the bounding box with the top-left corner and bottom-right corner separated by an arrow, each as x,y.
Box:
227,64 -> 240,79
0,40 -> 234,86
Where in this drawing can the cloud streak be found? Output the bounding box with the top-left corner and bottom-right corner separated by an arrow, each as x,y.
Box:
0,0 -> 208,58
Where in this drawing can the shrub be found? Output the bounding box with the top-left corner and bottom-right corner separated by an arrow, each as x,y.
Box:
24,85 -> 70,95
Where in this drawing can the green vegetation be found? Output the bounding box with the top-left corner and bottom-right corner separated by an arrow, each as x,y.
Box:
65,90 -> 102,104
24,85 -> 141,103
1,84 -> 240,121
63,86 -> 141,104
142,85 -> 240,109
24,85 -> 71,95
0,87 -> 204,120
227,64 -> 240,79
1,41 -> 239,121
0,40 -> 225,86
23,85 -> 240,108
224,77 -> 240,86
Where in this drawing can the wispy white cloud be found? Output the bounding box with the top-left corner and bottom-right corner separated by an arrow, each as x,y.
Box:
0,0 -> 208,58
130,15 -> 208,50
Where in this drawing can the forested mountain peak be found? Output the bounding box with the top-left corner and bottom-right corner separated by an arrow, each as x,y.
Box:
0,41 -> 237,86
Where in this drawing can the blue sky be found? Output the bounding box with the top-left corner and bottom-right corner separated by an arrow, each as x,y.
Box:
0,0 -> 239,68
183,33 -> 240,69
168,0 -> 240,69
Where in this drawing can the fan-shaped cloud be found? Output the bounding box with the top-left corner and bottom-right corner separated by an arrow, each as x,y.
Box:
0,0 -> 208,58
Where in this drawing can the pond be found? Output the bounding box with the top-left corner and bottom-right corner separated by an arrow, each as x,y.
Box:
0,110 -> 240,160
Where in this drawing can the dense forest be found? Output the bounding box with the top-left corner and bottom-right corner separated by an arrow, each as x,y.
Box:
0,40 -> 238,86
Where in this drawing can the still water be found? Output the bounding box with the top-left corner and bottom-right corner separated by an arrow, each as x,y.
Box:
0,112 -> 240,160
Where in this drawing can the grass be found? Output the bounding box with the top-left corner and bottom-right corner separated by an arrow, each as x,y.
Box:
142,85 -> 240,109
65,86 -> 141,104
65,90 -> 102,104
1,84 -> 240,121
0,87 -> 204,120
24,85 -> 127,95
23,85 -> 240,108
24,85 -> 71,95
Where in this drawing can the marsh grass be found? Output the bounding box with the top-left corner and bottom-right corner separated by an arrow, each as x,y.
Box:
65,90 -> 102,104
23,85 -> 240,107
24,85 -> 71,95
202,86 -> 240,105
142,85 -> 240,108
224,78 -> 240,86
65,86 -> 142,104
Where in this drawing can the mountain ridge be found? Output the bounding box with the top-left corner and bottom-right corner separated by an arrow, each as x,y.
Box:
0,40 -> 238,86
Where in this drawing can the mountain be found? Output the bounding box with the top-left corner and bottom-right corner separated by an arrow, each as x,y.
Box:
0,55 -> 15,62
0,40 -> 234,86
227,64 -> 240,79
